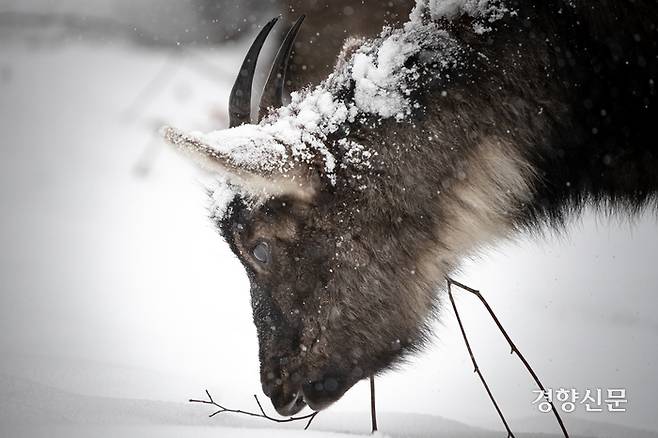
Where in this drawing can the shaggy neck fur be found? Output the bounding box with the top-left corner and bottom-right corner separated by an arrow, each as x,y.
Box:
330,0 -> 657,334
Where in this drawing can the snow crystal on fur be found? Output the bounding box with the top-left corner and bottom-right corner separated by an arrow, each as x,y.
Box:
410,0 -> 512,33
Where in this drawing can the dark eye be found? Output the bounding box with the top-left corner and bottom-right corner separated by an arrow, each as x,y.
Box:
252,242 -> 271,264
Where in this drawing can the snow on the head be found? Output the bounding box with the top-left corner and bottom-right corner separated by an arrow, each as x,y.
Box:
410,0 -> 512,33
208,177 -> 236,220
190,22 -> 459,174
351,32 -> 422,120
169,0 -> 510,218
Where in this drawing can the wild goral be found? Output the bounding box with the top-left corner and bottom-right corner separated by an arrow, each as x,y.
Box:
163,0 -> 657,415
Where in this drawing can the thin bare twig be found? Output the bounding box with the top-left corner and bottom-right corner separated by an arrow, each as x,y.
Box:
447,277 -> 569,438
189,390 -> 319,430
447,281 -> 515,437
370,375 -> 378,433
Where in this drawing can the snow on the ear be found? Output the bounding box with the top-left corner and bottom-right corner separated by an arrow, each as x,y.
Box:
161,126 -> 317,201
161,125 -> 289,176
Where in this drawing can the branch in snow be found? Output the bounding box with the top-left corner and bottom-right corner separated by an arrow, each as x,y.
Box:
189,390 -> 319,430
192,379 -> 380,433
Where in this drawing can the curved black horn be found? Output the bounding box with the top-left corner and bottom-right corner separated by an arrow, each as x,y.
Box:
228,17 -> 279,128
258,15 -> 305,121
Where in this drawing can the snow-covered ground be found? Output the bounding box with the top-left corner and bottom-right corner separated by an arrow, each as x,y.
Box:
1,17 -> 658,438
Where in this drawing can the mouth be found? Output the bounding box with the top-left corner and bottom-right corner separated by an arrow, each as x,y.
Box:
272,389 -> 307,416
271,378 -> 349,416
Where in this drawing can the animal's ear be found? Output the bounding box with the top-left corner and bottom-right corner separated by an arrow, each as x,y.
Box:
162,126 -> 319,201
162,16 -> 319,201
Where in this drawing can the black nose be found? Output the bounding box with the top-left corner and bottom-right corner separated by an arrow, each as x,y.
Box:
301,375 -> 347,411
269,385 -> 306,416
